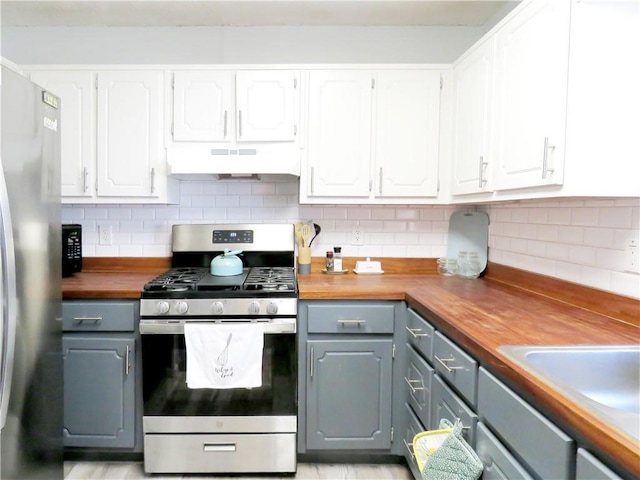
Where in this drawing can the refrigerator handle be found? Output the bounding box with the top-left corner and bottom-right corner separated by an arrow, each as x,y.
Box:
0,161 -> 18,431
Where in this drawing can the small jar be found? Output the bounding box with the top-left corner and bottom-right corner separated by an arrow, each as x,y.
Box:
457,251 -> 481,279
437,257 -> 458,276
333,246 -> 343,272
325,251 -> 334,272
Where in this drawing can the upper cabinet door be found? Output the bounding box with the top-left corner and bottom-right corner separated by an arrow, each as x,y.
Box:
451,37 -> 495,196
172,71 -> 234,142
236,70 -> 297,142
374,70 -> 441,198
29,70 -> 95,198
492,0 -> 570,191
96,70 -> 164,197
306,70 -> 372,198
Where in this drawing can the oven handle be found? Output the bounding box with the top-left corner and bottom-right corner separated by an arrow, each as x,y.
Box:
139,319 -> 296,335
203,442 -> 236,453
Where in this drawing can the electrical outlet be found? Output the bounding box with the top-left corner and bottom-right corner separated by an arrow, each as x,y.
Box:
625,237 -> 640,274
99,224 -> 112,245
351,223 -> 364,246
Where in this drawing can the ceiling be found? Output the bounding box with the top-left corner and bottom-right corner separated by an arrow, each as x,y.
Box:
1,0 -> 519,27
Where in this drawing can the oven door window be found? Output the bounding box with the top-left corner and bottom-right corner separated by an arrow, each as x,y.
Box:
142,333 -> 296,416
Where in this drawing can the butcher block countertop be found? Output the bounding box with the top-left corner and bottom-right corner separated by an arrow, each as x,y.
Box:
63,257 -> 640,477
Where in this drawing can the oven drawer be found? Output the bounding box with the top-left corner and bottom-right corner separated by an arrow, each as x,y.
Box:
144,433 -> 296,473
306,303 -> 395,334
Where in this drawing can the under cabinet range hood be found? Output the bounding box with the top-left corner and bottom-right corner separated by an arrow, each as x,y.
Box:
166,145 -> 301,176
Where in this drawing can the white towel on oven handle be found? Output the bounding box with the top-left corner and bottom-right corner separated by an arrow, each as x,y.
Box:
184,322 -> 264,389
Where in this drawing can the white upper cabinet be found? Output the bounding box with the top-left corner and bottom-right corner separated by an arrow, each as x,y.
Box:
374,71 -> 441,198
172,71 -> 233,142
28,68 -> 177,204
492,0 -> 570,191
302,68 -> 445,204
170,69 -> 298,144
96,70 -> 165,197
29,70 -> 95,198
235,70 -> 297,142
305,70 -> 372,198
450,0 -> 638,202
450,36 -> 495,196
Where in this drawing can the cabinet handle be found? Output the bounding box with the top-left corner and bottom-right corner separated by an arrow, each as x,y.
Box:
310,167 -> 315,195
404,377 -> 425,393
406,326 -> 429,338
435,355 -> 465,373
82,167 -> 89,193
223,110 -> 228,138
478,156 -> 488,188
125,345 -> 131,376
238,110 -> 243,138
403,439 -> 415,458
73,316 -> 102,324
203,443 -> 236,452
337,319 -> 366,327
379,168 -> 383,195
150,168 -> 156,194
309,346 -> 314,378
541,137 -> 555,179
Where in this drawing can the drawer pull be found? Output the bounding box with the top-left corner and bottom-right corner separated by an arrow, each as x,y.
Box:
435,355 -> 465,373
404,377 -> 425,393
406,326 -> 429,338
203,443 -> 236,452
337,319 -> 366,327
403,438 -> 414,458
73,316 -> 102,324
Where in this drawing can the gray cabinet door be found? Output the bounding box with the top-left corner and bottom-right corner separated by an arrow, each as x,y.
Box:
63,335 -> 135,448
306,338 -> 393,450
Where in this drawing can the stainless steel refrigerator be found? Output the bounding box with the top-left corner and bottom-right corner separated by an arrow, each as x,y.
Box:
0,65 -> 63,479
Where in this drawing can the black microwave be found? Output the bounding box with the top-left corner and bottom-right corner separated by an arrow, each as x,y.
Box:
62,224 -> 82,277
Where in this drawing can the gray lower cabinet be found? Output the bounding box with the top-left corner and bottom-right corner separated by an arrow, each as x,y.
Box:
576,448 -> 623,480
63,335 -> 135,448
62,300 -> 139,449
475,422 -> 534,480
306,338 -> 393,450
431,374 -> 478,447
298,300 -> 403,453
478,367 -> 574,480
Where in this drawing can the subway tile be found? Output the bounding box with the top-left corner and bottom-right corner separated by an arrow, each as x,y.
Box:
119,245 -> 144,257
610,271 -> 640,298
371,208 -> 396,220
178,207 -> 203,219
251,183 -> 276,195
156,207 -> 180,220
571,208 -> 600,227
568,245 -> 597,267
557,225 -> 584,245
227,183 -> 252,195
580,265 -> 612,292
347,207 -> 372,220
131,207 -> 156,220
547,207 -> 571,225
395,208 -> 420,221
598,207 -> 633,229
583,227 -> 614,248
394,233 -> 420,245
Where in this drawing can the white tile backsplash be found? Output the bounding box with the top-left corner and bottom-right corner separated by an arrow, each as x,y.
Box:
62,177 -> 640,299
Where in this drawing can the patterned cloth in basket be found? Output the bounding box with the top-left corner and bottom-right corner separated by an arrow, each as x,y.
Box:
412,419 -> 483,480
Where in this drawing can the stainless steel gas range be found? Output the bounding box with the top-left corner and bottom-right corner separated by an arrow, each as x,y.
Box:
139,224 -> 297,474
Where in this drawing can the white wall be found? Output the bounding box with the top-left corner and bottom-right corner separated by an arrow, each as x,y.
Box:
62,177 -> 640,299
1,26 -> 486,65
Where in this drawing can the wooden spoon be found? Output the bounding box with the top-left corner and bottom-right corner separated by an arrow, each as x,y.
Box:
300,223 -> 312,247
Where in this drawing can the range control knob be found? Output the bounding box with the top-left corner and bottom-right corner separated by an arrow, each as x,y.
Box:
266,301 -> 279,315
175,301 -> 189,314
248,301 -> 261,315
211,301 -> 224,315
157,301 -> 170,314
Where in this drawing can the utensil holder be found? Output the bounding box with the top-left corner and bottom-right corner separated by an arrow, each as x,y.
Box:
298,247 -> 311,274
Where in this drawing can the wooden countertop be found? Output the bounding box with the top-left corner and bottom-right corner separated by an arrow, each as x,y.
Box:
404,277 -> 639,479
63,256 -> 640,476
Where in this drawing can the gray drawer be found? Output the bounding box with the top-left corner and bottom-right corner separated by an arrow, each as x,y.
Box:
476,422 -> 534,480
576,448 -> 623,480
406,345 -> 434,429
432,375 -> 478,447
406,308 -> 434,362
404,403 -> 426,480
433,332 -> 478,406
306,303 -> 394,334
478,367 -> 574,480
63,301 -> 137,332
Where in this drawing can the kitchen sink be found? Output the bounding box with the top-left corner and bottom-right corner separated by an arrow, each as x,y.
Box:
498,345 -> 640,442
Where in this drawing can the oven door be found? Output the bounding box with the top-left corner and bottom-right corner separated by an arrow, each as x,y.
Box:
140,318 -> 297,434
